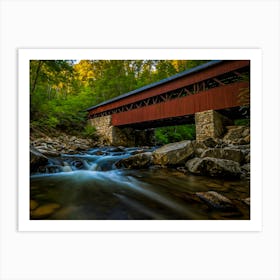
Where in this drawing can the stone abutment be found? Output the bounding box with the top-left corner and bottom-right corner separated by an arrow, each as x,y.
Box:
195,110 -> 233,141
89,110 -> 232,146
89,116 -> 155,146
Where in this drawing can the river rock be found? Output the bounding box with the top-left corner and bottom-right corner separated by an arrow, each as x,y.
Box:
244,152 -> 250,163
30,203 -> 61,219
115,152 -> 152,169
38,149 -> 60,157
130,149 -> 145,155
241,163 -> 250,179
30,146 -> 49,172
242,128 -> 250,138
30,200 -> 39,210
192,141 -> 207,157
201,148 -> 244,163
71,160 -> 84,169
152,140 -> 194,166
242,197 -> 250,206
223,126 -> 249,144
196,191 -> 236,209
108,146 -> 125,153
186,157 -> 241,178
241,163 -> 250,172
201,137 -> 218,148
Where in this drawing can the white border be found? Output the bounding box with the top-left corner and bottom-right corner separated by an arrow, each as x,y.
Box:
18,48 -> 262,232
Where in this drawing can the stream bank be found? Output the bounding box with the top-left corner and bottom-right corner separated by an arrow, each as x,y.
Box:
30,125 -> 250,220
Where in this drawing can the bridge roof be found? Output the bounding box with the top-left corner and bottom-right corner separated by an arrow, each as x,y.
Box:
85,60 -> 223,111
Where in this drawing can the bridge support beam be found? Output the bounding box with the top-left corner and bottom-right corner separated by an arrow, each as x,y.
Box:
195,110 -> 233,141
89,115 -> 155,146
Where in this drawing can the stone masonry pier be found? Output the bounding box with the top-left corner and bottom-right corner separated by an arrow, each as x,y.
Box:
89,110 -> 233,146
87,61 -> 249,146
195,110 -> 233,141
89,115 -> 155,146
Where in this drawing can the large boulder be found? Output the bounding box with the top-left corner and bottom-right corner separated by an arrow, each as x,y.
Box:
115,152 -> 152,169
152,140 -> 194,166
186,157 -> 241,178
30,146 -> 49,172
196,191 -> 236,209
192,141 -> 208,157
223,126 -> 250,144
201,137 -> 218,148
201,147 -> 244,163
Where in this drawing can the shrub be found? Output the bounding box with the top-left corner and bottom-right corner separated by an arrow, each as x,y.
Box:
82,124 -> 97,138
234,118 -> 250,126
155,124 -> 196,145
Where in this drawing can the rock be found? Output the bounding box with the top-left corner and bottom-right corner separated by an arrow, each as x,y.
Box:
241,163 -> 250,172
94,150 -> 105,156
176,166 -> 188,174
152,140 -> 194,166
192,141 -> 207,157
241,163 -> 250,179
30,146 -> 49,172
196,191 -> 236,209
223,126 -> 249,144
61,163 -> 72,172
115,152 -> 152,169
186,157 -> 241,178
202,137 -> 217,148
201,148 -> 244,163
244,135 -> 250,143
228,144 -> 250,150
30,203 -> 61,219
242,128 -> 250,138
76,145 -> 90,151
244,152 -> 250,163
35,144 -> 48,149
242,197 -> 250,206
71,160 -> 84,169
30,200 -> 39,210
130,149 -> 145,155
38,149 -> 60,157
108,147 -> 125,153
47,165 -> 61,173
69,145 -> 78,151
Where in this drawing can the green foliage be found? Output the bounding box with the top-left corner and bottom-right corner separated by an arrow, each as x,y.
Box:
82,124 -> 97,138
155,124 -> 196,145
234,118 -> 250,126
30,59 -> 207,139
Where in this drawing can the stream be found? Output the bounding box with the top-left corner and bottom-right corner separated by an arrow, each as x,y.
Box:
30,146 -> 250,220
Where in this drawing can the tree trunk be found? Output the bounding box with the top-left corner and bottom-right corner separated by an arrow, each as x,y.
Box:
31,60 -> 43,95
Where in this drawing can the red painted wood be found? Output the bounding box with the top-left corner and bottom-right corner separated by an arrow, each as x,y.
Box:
89,60 -> 249,116
111,81 -> 249,126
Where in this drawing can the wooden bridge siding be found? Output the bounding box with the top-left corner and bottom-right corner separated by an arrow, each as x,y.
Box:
88,60 -> 250,116
111,81 -> 249,126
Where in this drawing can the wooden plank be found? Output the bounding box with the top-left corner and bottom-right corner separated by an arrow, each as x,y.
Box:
112,81 -> 249,126
88,60 -> 250,116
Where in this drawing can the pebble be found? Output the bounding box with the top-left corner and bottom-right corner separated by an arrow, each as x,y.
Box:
31,203 -> 61,219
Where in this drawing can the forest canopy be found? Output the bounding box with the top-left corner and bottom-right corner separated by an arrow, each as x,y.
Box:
30,60 -> 208,143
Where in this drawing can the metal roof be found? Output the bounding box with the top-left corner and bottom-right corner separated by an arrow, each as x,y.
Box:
85,60 -> 223,111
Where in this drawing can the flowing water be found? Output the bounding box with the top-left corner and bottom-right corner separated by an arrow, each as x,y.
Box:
30,147 -> 250,220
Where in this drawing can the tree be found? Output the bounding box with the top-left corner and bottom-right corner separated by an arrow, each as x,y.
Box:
30,59 -> 209,138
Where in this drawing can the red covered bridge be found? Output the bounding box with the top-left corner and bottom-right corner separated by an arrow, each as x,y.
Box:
86,60 -> 250,145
